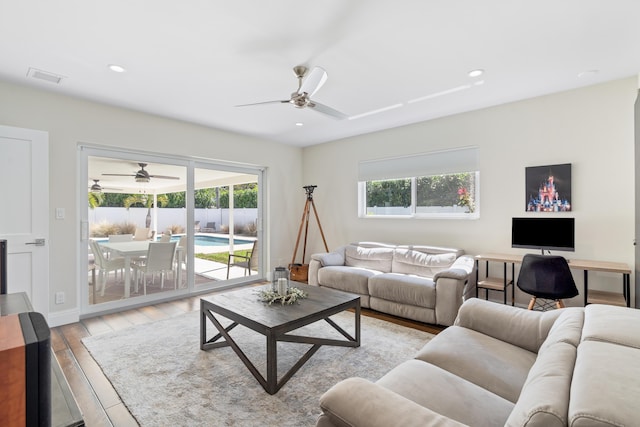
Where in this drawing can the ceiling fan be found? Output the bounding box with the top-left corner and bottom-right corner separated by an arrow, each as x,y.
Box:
236,65 -> 348,120
102,163 -> 180,183
88,179 -> 123,193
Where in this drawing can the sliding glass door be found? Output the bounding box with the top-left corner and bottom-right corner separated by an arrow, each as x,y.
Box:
80,147 -> 264,315
189,165 -> 262,290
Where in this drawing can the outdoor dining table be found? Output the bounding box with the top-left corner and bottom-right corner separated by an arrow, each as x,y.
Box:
99,240 -> 183,298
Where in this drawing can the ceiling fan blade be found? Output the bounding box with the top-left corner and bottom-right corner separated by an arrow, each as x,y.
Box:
299,66 -> 327,97
89,185 -> 123,191
102,173 -> 135,177
308,101 -> 348,120
235,100 -> 290,107
148,175 -> 180,180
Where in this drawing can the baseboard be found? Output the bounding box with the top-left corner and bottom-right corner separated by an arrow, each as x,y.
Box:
47,308 -> 80,327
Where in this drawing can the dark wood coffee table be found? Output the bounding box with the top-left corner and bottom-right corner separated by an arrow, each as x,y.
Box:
200,283 -> 360,394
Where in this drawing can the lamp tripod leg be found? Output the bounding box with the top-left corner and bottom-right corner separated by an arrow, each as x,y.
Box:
310,199 -> 329,252
291,199 -> 310,265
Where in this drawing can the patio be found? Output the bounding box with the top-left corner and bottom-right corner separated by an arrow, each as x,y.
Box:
89,237 -> 257,305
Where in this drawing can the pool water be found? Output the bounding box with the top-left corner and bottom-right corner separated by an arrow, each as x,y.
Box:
171,235 -> 253,247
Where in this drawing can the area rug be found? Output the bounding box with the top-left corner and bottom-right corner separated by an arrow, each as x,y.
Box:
82,310 -> 434,426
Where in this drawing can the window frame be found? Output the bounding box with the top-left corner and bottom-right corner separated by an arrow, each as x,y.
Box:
357,147 -> 480,219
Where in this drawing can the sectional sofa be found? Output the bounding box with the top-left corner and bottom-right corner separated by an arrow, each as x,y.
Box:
316,298 -> 640,427
308,242 -> 475,326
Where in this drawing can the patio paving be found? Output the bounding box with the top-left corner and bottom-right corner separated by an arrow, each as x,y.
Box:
88,233 -> 258,305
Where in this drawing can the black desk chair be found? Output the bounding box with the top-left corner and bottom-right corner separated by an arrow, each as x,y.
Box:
517,254 -> 578,310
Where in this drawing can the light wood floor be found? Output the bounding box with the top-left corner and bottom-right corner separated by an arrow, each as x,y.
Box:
52,285 -> 444,427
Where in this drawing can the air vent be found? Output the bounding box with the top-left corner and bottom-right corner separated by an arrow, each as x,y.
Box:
27,67 -> 65,84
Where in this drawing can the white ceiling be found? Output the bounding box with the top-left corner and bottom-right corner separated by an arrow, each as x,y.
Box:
2,1 -> 640,147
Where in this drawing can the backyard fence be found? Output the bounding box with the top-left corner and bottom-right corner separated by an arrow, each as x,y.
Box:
89,207 -> 258,235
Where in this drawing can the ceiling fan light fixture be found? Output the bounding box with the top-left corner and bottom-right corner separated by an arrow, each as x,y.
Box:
90,180 -> 103,193
135,176 -> 150,183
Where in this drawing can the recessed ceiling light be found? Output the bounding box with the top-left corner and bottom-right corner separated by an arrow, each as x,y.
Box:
468,69 -> 484,78
295,122 -> 304,127
108,64 -> 126,73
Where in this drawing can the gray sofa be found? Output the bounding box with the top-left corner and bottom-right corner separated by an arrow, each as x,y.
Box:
309,242 -> 475,326
317,298 -> 640,427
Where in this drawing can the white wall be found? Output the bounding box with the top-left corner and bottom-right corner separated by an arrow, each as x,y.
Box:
0,80 -> 303,320
0,77 -> 636,319
302,78 -> 637,306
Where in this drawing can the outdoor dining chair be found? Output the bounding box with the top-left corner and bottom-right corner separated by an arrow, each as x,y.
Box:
226,240 -> 258,279
133,228 -> 151,241
131,241 -> 178,295
108,233 -> 133,242
89,239 -> 126,297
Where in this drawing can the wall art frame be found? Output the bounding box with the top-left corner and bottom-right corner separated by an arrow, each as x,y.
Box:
525,163 -> 571,212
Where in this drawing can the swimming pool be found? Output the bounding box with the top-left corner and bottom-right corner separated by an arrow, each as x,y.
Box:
172,235 -> 254,247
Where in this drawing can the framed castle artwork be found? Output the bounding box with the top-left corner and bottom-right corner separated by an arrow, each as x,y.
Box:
525,163 -> 572,212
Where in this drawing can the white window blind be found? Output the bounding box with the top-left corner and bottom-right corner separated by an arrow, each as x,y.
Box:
358,146 -> 479,182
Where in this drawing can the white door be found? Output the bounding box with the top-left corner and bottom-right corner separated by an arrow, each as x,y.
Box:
0,125 -> 49,317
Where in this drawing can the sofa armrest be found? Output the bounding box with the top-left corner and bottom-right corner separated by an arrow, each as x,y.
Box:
433,255 -> 475,280
432,255 -> 475,326
308,259 -> 321,286
454,298 -> 563,353
309,247 -> 347,287
319,377 -> 467,427
311,247 -> 346,266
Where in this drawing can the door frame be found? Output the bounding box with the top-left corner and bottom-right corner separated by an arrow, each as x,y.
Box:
78,144 -> 265,316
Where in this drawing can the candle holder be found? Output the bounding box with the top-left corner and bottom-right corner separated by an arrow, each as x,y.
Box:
272,267 -> 290,296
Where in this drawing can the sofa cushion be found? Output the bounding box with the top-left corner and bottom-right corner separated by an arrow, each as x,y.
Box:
397,244 -> 464,258
505,342 -> 576,427
317,265 -> 378,296
377,359 -> 514,427
345,245 -> 394,272
369,297 -> 436,325
391,249 -> 457,278
319,376 -> 468,427
581,304 -> 640,349
415,326 -> 537,402
454,298 -> 563,354
368,273 -> 435,308
569,340 -> 640,426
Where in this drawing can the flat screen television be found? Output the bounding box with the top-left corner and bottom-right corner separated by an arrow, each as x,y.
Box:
511,217 -> 575,253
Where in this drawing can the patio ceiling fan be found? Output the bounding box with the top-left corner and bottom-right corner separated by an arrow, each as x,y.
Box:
102,163 -> 180,183
236,65 -> 348,120
88,179 -> 123,193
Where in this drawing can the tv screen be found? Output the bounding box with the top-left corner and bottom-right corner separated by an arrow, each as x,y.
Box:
511,217 -> 575,252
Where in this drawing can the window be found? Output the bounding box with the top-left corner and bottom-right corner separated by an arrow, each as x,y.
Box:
358,147 -> 479,219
